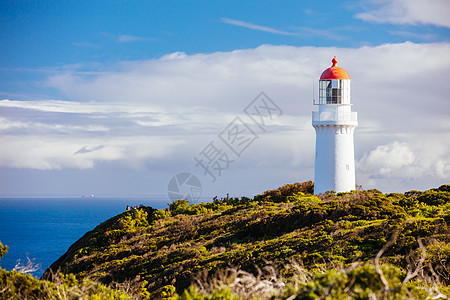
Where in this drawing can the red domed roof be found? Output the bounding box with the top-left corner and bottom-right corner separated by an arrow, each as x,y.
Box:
320,56 -> 350,80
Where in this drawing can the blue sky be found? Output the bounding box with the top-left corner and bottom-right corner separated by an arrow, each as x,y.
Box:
1,0 -> 449,198
2,1 -> 449,66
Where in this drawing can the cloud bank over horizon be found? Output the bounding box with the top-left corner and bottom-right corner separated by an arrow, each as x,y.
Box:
1,41 -> 449,196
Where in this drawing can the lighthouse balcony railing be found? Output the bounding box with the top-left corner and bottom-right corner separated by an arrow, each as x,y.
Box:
312,111 -> 357,123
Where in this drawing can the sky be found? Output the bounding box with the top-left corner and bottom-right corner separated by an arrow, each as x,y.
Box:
0,0 -> 449,199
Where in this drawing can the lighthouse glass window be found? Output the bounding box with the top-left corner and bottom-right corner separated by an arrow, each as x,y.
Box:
319,80 -> 330,104
319,79 -> 349,104
331,80 -> 341,104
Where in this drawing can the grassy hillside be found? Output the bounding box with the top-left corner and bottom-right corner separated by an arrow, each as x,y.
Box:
34,181 -> 450,299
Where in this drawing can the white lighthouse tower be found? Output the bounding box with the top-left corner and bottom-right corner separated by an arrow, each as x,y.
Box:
312,56 -> 357,194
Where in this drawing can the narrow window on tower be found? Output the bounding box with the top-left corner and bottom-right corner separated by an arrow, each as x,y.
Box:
341,80 -> 347,104
331,80 -> 342,104
346,164 -> 350,170
332,89 -> 338,104
319,81 -> 324,104
319,80 -> 332,104
337,80 -> 342,103
326,80 -> 332,104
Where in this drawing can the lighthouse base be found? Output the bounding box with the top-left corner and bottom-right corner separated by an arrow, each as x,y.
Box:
313,124 -> 356,194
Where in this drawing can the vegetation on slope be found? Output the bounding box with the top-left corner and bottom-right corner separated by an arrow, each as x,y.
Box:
34,181 -> 450,299
1,241 -> 135,299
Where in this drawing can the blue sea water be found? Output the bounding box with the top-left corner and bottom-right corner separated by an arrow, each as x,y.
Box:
0,197 -> 169,278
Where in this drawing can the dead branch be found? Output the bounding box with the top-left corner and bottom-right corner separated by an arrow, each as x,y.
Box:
373,231 -> 398,299
402,237 -> 426,285
13,255 -> 42,274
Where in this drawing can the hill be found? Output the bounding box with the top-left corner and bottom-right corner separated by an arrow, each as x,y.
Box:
2,181 -> 450,299
36,181 -> 450,299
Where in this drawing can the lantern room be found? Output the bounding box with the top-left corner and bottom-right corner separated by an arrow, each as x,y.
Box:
317,56 -> 351,105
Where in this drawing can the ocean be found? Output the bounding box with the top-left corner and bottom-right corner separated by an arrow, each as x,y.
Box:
0,197 -> 170,279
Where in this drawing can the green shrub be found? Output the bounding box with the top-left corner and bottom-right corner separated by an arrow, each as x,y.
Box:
437,185 -> 450,192
176,285 -> 242,300
0,241 -> 8,261
155,209 -> 173,219
121,208 -> 150,230
417,190 -> 450,206
0,268 -> 132,299
254,181 -> 315,203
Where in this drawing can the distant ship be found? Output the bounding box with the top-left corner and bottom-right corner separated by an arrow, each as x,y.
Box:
81,194 -> 95,198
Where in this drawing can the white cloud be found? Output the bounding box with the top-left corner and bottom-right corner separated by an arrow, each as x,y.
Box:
0,133 -> 184,170
294,27 -> 346,41
43,42 -> 450,129
388,30 -> 438,41
357,140 -> 450,190
0,99 -> 271,171
356,0 -> 450,28
358,142 -> 415,175
117,35 -> 154,43
45,46 -> 311,107
221,18 -> 296,36
73,42 -> 100,48
2,42 -> 450,193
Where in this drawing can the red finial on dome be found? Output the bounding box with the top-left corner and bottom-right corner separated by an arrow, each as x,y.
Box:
332,56 -> 337,67
320,56 -> 350,80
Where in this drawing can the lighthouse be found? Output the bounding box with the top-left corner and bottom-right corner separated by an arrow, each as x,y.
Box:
312,56 -> 357,194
